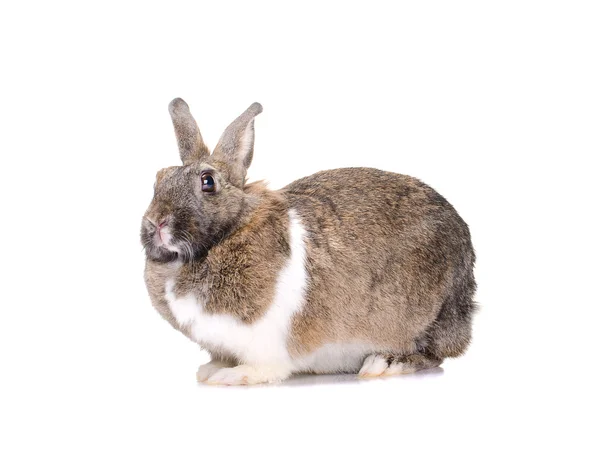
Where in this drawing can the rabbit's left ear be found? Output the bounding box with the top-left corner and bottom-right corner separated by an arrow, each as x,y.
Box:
211,102 -> 263,187
169,98 -> 210,165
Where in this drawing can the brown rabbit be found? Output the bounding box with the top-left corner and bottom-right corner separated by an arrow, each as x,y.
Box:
141,98 -> 476,385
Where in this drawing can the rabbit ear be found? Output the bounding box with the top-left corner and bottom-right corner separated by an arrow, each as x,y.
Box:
168,98 -> 210,165
211,102 -> 263,187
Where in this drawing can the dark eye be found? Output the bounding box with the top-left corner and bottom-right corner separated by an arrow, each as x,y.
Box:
201,173 -> 215,193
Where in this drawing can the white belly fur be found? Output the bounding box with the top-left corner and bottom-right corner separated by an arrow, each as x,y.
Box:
164,209 -> 374,375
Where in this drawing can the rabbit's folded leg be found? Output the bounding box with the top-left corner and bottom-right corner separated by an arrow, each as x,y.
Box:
196,359 -> 236,382
384,353 -> 442,375
358,352 -> 442,378
203,364 -> 291,386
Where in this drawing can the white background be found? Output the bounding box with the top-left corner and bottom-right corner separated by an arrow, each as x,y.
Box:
1,1 -> 598,471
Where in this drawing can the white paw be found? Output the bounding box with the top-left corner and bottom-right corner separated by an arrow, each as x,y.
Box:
196,360 -> 234,382
358,354 -> 389,377
205,365 -> 289,386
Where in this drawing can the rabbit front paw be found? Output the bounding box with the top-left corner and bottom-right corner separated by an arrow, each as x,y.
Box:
204,365 -> 289,386
196,360 -> 235,382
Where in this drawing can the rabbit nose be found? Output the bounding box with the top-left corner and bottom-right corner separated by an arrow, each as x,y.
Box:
158,220 -> 167,230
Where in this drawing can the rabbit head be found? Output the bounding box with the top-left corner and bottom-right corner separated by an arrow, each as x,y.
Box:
141,99 -> 263,263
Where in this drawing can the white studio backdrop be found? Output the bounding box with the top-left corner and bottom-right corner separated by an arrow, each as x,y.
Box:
0,1 -> 598,471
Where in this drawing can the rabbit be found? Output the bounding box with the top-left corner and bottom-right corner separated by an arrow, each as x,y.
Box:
141,98 -> 477,386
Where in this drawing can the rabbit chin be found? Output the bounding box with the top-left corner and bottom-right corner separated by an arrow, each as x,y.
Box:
147,245 -> 179,263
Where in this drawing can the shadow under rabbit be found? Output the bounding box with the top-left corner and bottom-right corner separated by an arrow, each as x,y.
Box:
196,366 -> 444,389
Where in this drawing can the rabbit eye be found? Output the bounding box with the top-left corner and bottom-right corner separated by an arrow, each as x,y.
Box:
201,173 -> 215,193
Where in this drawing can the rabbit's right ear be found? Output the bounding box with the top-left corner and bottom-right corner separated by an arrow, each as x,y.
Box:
210,102 -> 263,188
168,98 -> 210,165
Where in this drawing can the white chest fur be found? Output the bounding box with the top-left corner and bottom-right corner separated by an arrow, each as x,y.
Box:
164,210 -> 308,369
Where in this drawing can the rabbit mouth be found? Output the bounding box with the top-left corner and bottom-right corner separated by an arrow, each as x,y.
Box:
152,228 -> 181,257
141,218 -> 181,263
142,214 -> 204,263
155,225 -> 178,252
